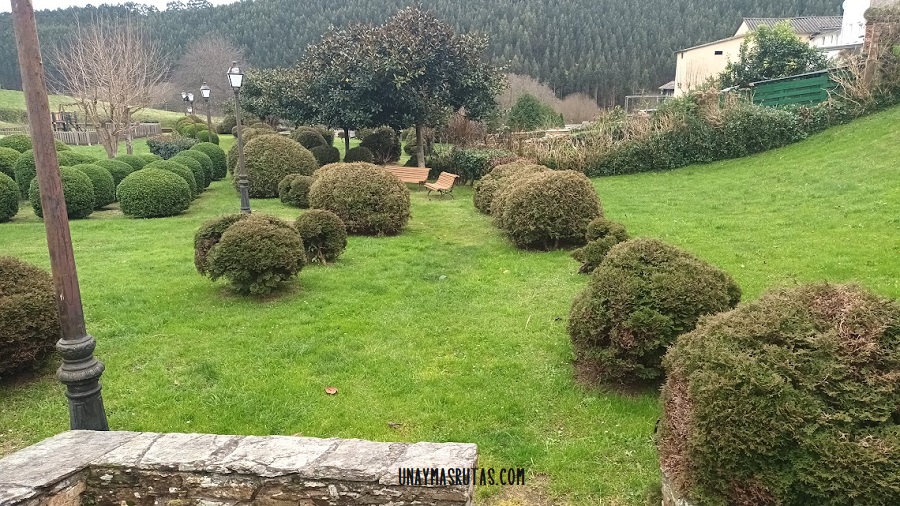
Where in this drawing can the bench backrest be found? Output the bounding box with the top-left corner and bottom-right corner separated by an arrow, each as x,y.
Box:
435,172 -> 459,188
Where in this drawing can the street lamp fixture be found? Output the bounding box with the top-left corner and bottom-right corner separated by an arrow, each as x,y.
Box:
227,62 -> 250,214
181,91 -> 194,115
200,82 -> 213,143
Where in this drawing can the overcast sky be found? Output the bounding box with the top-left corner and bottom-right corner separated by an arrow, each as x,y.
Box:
0,0 -> 239,13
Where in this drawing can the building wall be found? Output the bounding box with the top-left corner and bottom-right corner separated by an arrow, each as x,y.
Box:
674,37 -> 745,96
842,0 -> 872,44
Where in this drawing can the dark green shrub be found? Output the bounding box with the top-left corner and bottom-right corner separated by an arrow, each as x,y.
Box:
472,162 -> 547,214
296,209 -> 347,263
227,143 -> 238,174
60,152 -> 98,165
308,162 -> 411,236
507,93 -> 564,131
237,135 -> 317,198
572,218 -> 630,273
194,214 -> 247,274
196,130 -> 219,144
493,170 -> 602,249
28,167 -> 95,219
206,214 -> 306,295
242,128 -> 277,144
403,128 -> 434,157
146,134 -> 197,160
54,140 -> 71,151
0,173 -> 18,222
659,283 -> 900,506
93,159 -> 135,185
250,122 -> 275,132
71,164 -> 115,208
144,160 -> 198,198
192,142 -> 227,181
175,115 -> 204,131
0,146 -> 18,179
449,147 -> 518,184
278,174 -> 314,208
13,150 -> 37,197
115,154 -> 147,172
344,146 -> 374,163
568,238 -> 741,383
139,153 -> 162,164
0,134 -> 32,153
0,256 -> 60,379
359,126 -> 401,164
56,151 -> 76,167
291,128 -> 327,149
172,154 -> 208,191
310,145 -> 340,166
184,124 -> 204,139
117,168 -> 192,218
313,125 -> 335,146
176,150 -> 214,188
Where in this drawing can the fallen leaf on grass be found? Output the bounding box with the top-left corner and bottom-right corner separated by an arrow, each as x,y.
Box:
324,387 -> 338,395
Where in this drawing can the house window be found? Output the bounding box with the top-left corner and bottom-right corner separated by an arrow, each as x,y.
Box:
714,50 -> 724,55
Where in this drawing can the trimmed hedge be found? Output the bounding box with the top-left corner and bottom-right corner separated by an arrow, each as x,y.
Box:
344,146 -> 374,163
296,209 -> 347,264
309,162 -> 410,236
93,159 -> 135,185
144,160 -> 198,198
572,218 -> 630,273
139,153 -> 162,164
226,143 -> 238,174
71,164 -> 116,208
58,151 -> 98,166
206,214 -> 306,295
28,167 -> 95,219
237,135 -> 317,198
0,172 -> 19,222
660,283 -> 900,506
473,162 -> 548,214
0,256 -> 60,379
0,146 -> 19,179
359,126 -> 401,164
115,154 -> 147,172
146,134 -> 197,160
0,134 -> 32,153
176,149 -> 214,188
192,142 -> 227,181
117,168 -> 192,218
278,174 -> 314,208
13,149 -> 37,197
449,147 -> 518,184
291,128 -> 327,149
492,170 -> 602,249
194,214 -> 247,274
568,238 -> 741,383
196,130 -> 220,144
310,145 -> 340,166
172,154 -> 208,191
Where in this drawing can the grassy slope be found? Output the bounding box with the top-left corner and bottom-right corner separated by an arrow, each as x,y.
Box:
0,89 -> 189,129
0,105 -> 898,504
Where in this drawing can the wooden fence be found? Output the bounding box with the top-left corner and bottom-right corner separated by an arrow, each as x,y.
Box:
749,70 -> 839,107
0,123 -> 161,145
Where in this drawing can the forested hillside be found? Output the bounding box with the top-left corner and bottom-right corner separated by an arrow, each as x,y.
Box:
0,0 -> 841,105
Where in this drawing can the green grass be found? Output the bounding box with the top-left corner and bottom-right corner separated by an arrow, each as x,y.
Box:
0,89 -> 191,129
1,106 -> 899,504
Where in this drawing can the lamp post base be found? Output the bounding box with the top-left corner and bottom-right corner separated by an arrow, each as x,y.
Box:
56,334 -> 109,431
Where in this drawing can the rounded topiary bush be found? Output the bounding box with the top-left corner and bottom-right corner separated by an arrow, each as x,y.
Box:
171,154 -> 208,191
117,168 -> 192,218
115,154 -> 147,172
226,143 -> 239,174
13,149 -> 37,197
359,126 -> 401,164
0,134 -> 32,153
194,214 -> 247,274
0,146 -> 19,179
176,150 -> 213,188
278,174 -> 314,208
61,152 -> 98,165
0,172 -> 19,222
473,162 -> 549,214
296,209 -> 347,264
291,128 -> 327,150
139,153 -> 162,164
205,214 -> 306,295
28,167 -> 95,219
344,146 -> 374,163
196,130 -> 219,144
238,135 -> 318,198
0,256 -> 60,379
492,170 -> 602,249
144,160 -> 198,198
568,238 -> 741,383
93,159 -> 135,185
572,218 -> 630,273
71,164 -> 116,208
308,162 -> 410,235
659,283 -> 900,506
54,140 -> 70,151
310,145 -> 340,166
192,142 -> 227,181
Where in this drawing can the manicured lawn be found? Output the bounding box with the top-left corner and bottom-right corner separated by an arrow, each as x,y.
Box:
1,105 -> 898,504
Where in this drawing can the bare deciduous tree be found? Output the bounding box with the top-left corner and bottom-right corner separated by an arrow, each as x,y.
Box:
53,18 -> 167,158
170,35 -> 245,115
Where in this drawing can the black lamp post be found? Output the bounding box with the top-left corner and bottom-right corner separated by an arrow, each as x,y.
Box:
200,82 -> 212,139
228,62 -> 250,214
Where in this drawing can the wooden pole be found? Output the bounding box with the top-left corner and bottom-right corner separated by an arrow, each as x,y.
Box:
10,0 -> 108,431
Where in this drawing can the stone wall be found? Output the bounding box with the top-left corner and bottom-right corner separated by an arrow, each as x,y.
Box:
0,431 -> 477,506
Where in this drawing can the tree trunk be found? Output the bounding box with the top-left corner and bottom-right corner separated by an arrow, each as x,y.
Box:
415,123 -> 425,169
125,123 -> 134,156
343,127 -> 350,161
99,127 -> 117,159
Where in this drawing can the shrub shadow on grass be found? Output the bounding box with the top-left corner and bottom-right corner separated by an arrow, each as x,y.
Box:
572,358 -> 664,397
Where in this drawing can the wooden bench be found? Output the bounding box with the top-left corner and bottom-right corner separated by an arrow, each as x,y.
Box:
424,172 -> 460,197
384,166 -> 429,184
